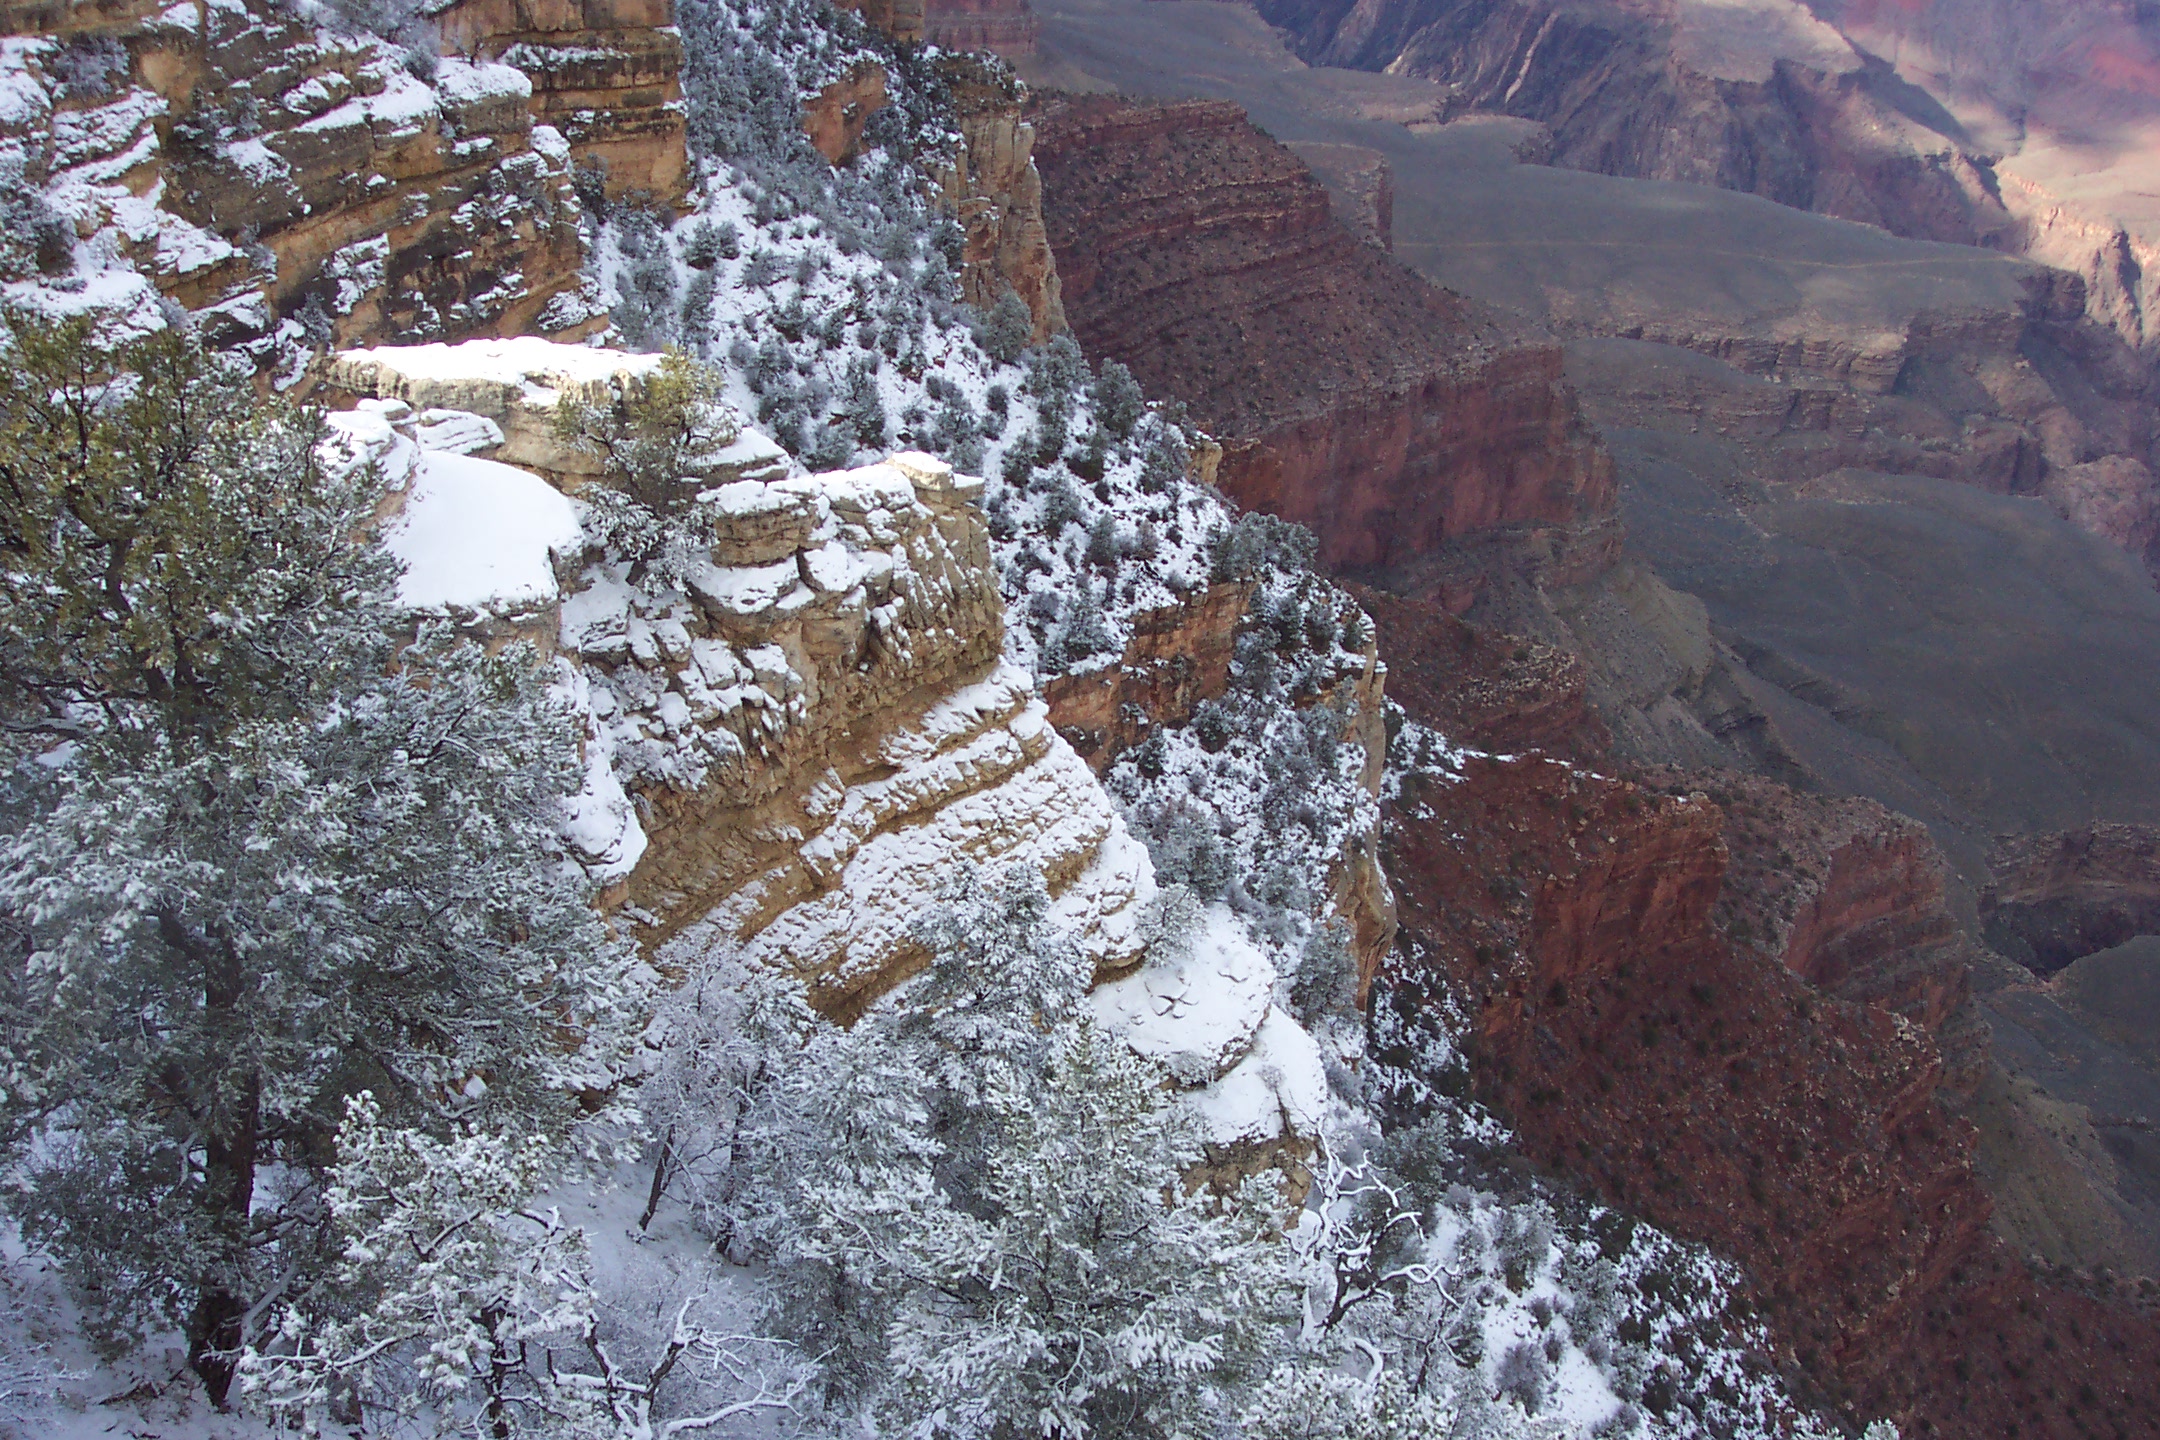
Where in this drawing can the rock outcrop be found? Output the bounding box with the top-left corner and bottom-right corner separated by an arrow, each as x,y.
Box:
1030,95 -> 1615,602
434,0 -> 689,203
0,0 -> 687,357
1284,140 -> 1391,251
1041,580 -> 1251,770
328,339 -> 1331,1162
801,60 -> 889,166
934,56 -> 1066,340
1983,824 -> 2160,976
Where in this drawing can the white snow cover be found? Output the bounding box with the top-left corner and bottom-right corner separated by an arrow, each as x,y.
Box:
415,407 -> 506,454
1089,903 -> 1276,1084
384,451 -> 582,613
1185,1005 -> 1329,1147
338,336 -> 667,395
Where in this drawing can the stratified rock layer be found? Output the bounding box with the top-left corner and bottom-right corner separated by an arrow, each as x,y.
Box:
1983,824 -> 2160,976
1030,95 -> 1614,598
0,0 -> 687,353
936,57 -> 1066,340
1381,738 -> 2160,1439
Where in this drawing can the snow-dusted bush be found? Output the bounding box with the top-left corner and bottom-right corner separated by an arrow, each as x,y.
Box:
648,869 -> 1301,1436
240,1094 -> 805,1438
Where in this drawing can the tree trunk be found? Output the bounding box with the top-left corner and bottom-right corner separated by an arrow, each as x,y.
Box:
639,1126 -> 675,1232
161,905 -> 259,1409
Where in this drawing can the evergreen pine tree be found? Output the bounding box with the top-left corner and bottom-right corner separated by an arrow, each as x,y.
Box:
0,321 -> 642,1405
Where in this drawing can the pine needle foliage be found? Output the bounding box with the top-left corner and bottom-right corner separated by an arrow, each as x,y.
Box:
0,319 -> 642,1406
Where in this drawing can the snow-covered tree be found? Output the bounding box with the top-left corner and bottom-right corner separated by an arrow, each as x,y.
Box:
552,352 -> 742,590
678,868 -> 1303,1436
0,320 -> 643,1404
240,1094 -> 805,1439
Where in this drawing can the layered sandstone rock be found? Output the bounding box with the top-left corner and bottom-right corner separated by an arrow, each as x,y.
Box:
1563,269 -> 2160,577
1983,824 -> 2160,976
801,60 -> 888,166
1246,0 -> 2160,375
933,56 -> 1066,340
326,342 -> 1333,1156
0,0 -> 686,355
435,0 -> 690,203
1040,580 -> 1251,770
923,0 -> 1040,58
1030,96 -> 1614,599
1661,769 -> 1993,1092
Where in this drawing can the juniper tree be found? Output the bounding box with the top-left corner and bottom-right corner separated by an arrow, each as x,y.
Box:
551,350 -> 742,590
1091,359 -> 1146,441
0,320 -> 642,1406
972,289 -> 1032,367
733,869 -> 1299,1436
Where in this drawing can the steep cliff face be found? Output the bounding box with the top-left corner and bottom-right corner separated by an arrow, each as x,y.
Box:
1983,823 -> 2160,975
328,337 -> 1336,1165
435,0 -> 689,202
1381,731 -> 2160,1438
1040,580 -> 1252,770
923,0 -> 1040,58
1667,769 -> 1993,1091
1351,582 -> 1609,760
0,0 -> 688,358
933,57 -> 1066,340
1030,95 -> 1615,599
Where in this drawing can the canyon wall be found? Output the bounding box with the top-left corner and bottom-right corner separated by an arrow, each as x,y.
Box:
1380,726 -> 2160,1437
934,57 -> 1067,340
328,341 -> 1337,1153
1983,824 -> 2160,975
0,0 -> 690,359
923,0 -> 1041,58
1030,95 -> 1615,604
1243,0 -> 2160,370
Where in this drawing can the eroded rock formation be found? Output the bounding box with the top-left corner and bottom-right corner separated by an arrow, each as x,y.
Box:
328,337 -> 1336,1175
0,0 -> 688,356
923,0 -> 1040,58
435,0 -> 689,203
1030,95 -> 1615,601
934,56 -> 1066,339
1983,824 -> 2160,976
1381,734 -> 2160,1437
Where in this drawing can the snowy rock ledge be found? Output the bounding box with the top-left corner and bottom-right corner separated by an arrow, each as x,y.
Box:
325,338 -> 1331,1164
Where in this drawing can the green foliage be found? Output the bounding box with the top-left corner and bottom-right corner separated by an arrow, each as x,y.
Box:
0,319 -> 641,1401
551,351 -> 742,588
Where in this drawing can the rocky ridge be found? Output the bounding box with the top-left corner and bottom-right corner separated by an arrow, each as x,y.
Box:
327,336 -> 1337,1160
1030,94 -> 1616,603
0,0 -> 695,367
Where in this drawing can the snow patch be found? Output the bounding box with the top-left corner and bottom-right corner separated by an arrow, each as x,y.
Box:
385,451 -> 582,613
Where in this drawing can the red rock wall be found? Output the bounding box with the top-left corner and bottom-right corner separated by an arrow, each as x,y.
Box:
1381,746 -> 2160,1438
923,0 -> 1040,57
1030,96 -> 1614,595
1041,581 -> 1251,769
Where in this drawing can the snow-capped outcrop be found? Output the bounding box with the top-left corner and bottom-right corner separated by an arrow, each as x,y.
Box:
329,335 -> 1337,1161
0,0 -> 691,366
